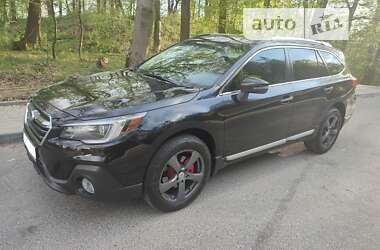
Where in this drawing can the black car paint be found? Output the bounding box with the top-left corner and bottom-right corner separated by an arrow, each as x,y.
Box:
32,70 -> 201,120
24,35 -> 356,198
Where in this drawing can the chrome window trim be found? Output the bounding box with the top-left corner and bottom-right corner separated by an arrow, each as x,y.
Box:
225,129 -> 315,161
218,45 -> 346,96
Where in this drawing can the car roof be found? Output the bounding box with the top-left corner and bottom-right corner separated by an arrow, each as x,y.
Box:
192,33 -> 339,54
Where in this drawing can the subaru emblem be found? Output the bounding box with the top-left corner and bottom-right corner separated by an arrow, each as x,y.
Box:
31,110 -> 40,120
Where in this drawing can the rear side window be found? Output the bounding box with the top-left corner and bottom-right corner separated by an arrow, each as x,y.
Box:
289,48 -> 325,81
242,48 -> 287,84
319,51 -> 344,75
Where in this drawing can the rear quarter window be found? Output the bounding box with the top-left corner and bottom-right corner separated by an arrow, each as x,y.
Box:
288,48 -> 325,81
319,51 -> 344,75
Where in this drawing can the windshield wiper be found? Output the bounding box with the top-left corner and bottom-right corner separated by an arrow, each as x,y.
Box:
141,72 -> 178,86
139,70 -> 199,89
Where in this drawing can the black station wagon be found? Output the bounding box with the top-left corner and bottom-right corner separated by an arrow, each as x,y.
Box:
24,34 -> 356,211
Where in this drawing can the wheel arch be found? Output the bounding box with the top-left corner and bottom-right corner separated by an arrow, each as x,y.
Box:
146,126 -> 220,180
331,101 -> 346,122
162,128 -> 217,175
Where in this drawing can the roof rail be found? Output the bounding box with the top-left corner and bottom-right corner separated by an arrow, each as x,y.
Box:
271,37 -> 332,47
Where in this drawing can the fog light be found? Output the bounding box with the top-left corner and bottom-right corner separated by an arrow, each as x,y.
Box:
81,178 -> 95,194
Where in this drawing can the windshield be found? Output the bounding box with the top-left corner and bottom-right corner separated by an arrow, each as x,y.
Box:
137,39 -> 250,88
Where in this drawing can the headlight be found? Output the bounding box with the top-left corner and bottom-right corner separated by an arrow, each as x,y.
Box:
60,112 -> 146,144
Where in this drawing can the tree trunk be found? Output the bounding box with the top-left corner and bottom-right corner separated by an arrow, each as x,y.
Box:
96,0 -> 100,12
174,0 -> 179,13
20,0 -> 42,49
78,0 -> 84,59
50,0 -> 57,59
10,0 -> 16,22
65,0 -> 70,13
110,0 -> 114,12
167,0 -> 173,14
58,0 -> 62,16
197,0 -> 201,17
102,0 -> 106,12
46,0 -> 54,16
72,0 -> 75,11
153,0 -> 160,53
191,0 -> 196,18
1,0 -> 8,25
341,0 -> 359,51
167,0 -> 179,15
127,0 -> 154,67
180,0 -> 190,41
218,0 -> 227,33
346,0 -> 359,31
264,0 -> 270,7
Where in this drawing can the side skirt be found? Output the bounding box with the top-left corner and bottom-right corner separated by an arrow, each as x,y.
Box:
225,129 -> 315,162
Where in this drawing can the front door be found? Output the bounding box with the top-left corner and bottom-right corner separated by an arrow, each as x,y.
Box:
219,48 -> 294,160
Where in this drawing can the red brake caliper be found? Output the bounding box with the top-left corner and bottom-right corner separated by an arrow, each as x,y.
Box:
185,154 -> 195,173
166,154 -> 195,178
187,164 -> 195,173
166,166 -> 174,178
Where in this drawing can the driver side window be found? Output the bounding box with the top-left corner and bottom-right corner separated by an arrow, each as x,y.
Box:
225,48 -> 287,92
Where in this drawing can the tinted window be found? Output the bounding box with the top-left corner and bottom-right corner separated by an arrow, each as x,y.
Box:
319,51 -> 344,75
316,51 -> 328,76
137,40 -> 250,88
243,48 -> 287,84
224,48 -> 286,92
289,48 -> 325,81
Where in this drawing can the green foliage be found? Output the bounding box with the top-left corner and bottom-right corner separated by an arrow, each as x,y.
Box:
38,13 -> 132,54
0,50 -> 125,101
0,0 -> 379,101
82,13 -> 132,53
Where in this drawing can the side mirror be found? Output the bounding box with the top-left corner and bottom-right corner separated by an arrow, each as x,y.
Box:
240,77 -> 269,94
236,77 -> 269,102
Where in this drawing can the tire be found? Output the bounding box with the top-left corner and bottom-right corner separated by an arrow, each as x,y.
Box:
144,135 -> 211,212
305,108 -> 343,154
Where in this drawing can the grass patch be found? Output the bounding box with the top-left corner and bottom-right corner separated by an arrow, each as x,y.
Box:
0,50 -> 126,101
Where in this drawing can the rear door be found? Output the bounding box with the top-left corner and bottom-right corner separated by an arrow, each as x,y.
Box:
286,47 -> 329,137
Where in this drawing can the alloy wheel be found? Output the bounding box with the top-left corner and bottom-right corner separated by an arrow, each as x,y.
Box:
320,112 -> 341,149
159,150 -> 205,202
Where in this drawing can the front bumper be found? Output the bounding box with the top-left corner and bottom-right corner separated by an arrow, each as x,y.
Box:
22,101 -> 157,200
27,151 -> 143,199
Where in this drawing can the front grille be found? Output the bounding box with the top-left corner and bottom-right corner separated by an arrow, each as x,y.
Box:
25,103 -> 73,180
26,103 -> 52,144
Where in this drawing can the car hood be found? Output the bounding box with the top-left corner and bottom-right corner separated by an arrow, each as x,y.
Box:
31,69 -> 200,119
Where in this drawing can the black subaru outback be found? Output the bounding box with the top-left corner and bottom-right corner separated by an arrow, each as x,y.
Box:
24,34 -> 356,212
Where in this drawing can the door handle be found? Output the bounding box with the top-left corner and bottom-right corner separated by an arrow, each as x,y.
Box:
281,95 -> 294,104
324,86 -> 334,94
